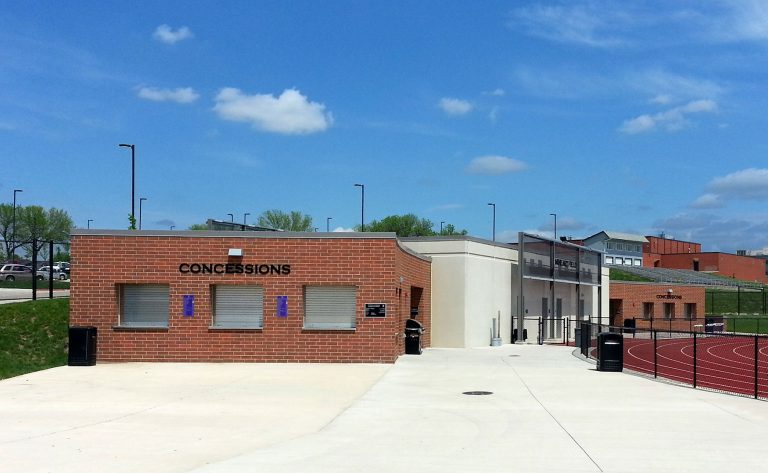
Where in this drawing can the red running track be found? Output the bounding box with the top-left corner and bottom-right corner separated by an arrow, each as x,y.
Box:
618,334 -> 768,398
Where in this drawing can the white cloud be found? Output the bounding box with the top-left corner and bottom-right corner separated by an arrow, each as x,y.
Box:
706,0 -> 768,42
333,227 -> 355,232
690,193 -> 724,209
508,3 -> 628,48
153,25 -> 193,44
438,98 -> 473,116
428,203 -> 464,212
707,168 -> 768,200
485,88 -> 506,96
650,94 -> 673,104
213,88 -> 333,134
619,99 -> 718,134
631,70 -> 724,100
652,212 -> 768,253
489,106 -> 500,124
466,155 -> 528,175
137,86 -> 199,104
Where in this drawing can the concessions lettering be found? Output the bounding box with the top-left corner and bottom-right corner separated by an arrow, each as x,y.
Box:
179,263 -> 291,275
656,294 -> 682,300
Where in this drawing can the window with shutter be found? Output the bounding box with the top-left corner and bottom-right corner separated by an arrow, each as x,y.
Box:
304,286 -> 356,329
120,285 -> 169,327
213,285 -> 264,328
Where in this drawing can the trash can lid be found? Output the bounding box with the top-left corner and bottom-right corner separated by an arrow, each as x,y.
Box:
405,319 -> 423,329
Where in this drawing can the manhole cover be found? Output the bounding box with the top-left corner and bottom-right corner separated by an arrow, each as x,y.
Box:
462,391 -> 493,395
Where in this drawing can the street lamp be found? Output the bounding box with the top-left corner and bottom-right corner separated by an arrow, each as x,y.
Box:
440,221 -> 445,234
118,144 -> 136,228
170,225 -> 175,230
244,213 -> 250,225
227,213 -> 234,222
12,189 -> 22,260
550,213 -> 557,240
87,219 -> 93,229
354,184 -> 365,232
487,203 -> 496,242
326,217 -> 332,232
139,198 -> 147,230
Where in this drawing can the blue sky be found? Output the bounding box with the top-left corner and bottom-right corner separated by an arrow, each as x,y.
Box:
2,1 -> 768,252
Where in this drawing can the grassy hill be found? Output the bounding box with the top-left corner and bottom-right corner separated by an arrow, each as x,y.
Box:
0,299 -> 69,380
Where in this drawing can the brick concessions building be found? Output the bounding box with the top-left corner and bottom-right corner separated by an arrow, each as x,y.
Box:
608,282 -> 706,330
70,230 -> 431,363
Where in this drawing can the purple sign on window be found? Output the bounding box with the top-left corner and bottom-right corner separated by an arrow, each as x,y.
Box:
277,296 -> 288,318
183,295 -> 195,317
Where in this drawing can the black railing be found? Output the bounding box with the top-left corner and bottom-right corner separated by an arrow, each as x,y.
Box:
582,322 -> 768,400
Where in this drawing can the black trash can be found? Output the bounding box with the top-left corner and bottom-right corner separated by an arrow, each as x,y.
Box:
68,326 -> 97,366
597,332 -> 623,372
404,319 -> 423,355
574,327 -> 582,347
623,318 -> 636,335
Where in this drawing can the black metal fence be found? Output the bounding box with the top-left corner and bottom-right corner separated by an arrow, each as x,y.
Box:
1,239 -> 70,302
581,322 -> 768,400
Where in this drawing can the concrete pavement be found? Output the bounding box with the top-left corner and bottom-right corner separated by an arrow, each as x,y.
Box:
3,344 -> 768,472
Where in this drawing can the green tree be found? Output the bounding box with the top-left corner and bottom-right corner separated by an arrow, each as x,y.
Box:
0,203 -> 25,260
188,223 -> 209,230
15,206 -> 74,259
359,214 -> 429,236
128,214 -> 137,230
438,223 -> 468,236
257,210 -> 313,232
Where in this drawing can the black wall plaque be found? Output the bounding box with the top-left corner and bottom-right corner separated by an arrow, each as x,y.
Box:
365,303 -> 386,318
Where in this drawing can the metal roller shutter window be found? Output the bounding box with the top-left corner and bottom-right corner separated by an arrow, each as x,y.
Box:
304,286 -> 357,329
214,285 -> 264,328
121,285 -> 169,327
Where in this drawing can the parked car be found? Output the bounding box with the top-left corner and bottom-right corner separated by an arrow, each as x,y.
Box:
55,261 -> 71,275
0,264 -> 36,281
37,266 -> 69,280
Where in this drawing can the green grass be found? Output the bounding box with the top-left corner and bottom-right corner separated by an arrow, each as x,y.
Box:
0,280 -> 70,290
705,288 -> 767,315
609,268 -> 654,282
0,299 -> 69,380
723,316 -> 768,334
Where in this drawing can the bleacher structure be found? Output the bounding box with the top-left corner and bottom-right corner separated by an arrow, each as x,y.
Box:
614,266 -> 764,289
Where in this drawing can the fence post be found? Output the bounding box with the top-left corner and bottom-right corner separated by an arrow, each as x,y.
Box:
48,240 -> 54,300
31,238 -> 38,301
755,335 -> 759,400
693,332 -> 697,389
653,330 -> 658,379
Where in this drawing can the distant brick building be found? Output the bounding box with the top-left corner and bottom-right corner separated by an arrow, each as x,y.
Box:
608,282 -> 706,329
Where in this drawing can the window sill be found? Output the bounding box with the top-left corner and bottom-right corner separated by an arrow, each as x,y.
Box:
208,326 -> 263,332
112,326 -> 169,332
302,327 -> 356,332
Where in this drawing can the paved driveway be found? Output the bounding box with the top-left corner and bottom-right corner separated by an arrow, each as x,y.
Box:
3,345 -> 768,472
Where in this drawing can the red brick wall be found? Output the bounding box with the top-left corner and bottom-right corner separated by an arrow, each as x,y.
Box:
609,283 -> 705,329
658,253 -> 767,283
70,234 -> 431,363
643,236 -> 701,255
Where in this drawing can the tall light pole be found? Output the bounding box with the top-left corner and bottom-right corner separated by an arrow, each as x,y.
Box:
227,213 -> 234,222
139,198 -> 147,230
118,144 -> 136,228
326,217 -> 332,232
550,213 -> 557,240
87,219 -> 93,229
12,189 -> 22,260
487,203 -> 496,242
440,221 -> 445,234
170,225 -> 175,230
244,213 -> 250,225
354,184 -> 365,232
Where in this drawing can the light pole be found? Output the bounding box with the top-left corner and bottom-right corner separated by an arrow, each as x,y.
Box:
326,217 -> 332,232
487,203 -> 496,242
87,219 -> 93,229
550,213 -> 557,240
12,189 -> 22,260
244,213 -> 250,225
227,213 -> 234,222
440,221 -> 445,234
354,184 -> 365,232
118,144 -> 136,228
170,225 -> 175,230
139,198 -> 147,230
